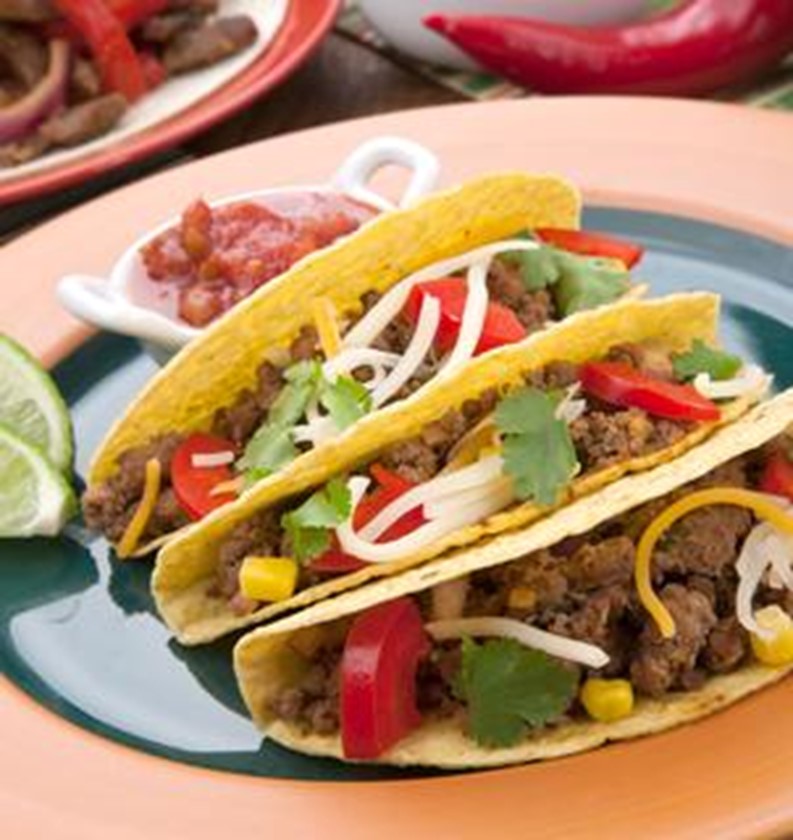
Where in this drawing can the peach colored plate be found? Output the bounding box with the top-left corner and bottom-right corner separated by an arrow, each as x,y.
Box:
0,0 -> 340,206
2,98 -> 793,839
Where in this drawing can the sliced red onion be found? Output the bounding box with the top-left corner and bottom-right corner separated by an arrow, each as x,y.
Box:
0,39 -> 70,145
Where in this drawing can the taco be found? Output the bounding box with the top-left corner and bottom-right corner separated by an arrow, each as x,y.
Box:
153,292 -> 771,644
81,170 -> 634,556
233,389 -> 793,767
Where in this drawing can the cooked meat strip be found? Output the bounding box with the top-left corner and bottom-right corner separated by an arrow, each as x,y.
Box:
69,58 -> 102,103
38,94 -> 127,148
170,0 -> 218,12
162,16 -> 257,75
139,11 -> 202,44
0,23 -> 47,87
0,132 -> 47,166
0,0 -> 54,23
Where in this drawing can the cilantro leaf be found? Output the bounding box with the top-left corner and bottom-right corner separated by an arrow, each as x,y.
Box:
269,360 -> 323,427
236,425 -> 297,477
495,388 -> 579,505
498,244 -> 561,291
552,252 -> 631,317
672,339 -> 742,382
320,375 -> 373,431
281,478 -> 352,562
457,638 -> 578,748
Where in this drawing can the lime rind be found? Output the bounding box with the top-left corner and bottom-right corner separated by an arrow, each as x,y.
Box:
0,334 -> 74,473
0,422 -> 77,537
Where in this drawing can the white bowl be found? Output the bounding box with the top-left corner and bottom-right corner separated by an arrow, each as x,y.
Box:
357,0 -> 650,70
57,136 -> 440,365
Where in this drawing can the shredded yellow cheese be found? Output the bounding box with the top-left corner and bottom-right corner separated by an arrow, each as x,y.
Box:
117,458 -> 162,559
209,477 -> 244,497
445,417 -> 500,472
311,297 -> 342,359
636,488 -> 793,639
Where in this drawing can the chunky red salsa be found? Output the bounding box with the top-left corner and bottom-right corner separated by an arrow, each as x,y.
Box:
139,191 -> 378,327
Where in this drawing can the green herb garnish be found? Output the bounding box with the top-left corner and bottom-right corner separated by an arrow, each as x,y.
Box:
320,375 -> 373,430
455,638 -> 578,748
672,339 -> 742,382
495,387 -> 579,505
552,252 -> 631,317
281,478 -> 352,562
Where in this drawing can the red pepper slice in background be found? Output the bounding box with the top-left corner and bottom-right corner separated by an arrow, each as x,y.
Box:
536,228 -> 644,269
760,451 -> 793,502
579,361 -> 720,422
138,52 -> 167,90
53,0 -> 147,102
171,433 -> 238,520
310,465 -> 426,574
341,597 -> 430,760
424,0 -> 793,97
404,276 -> 527,355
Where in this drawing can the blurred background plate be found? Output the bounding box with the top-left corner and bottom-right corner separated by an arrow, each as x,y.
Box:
0,0 -> 341,206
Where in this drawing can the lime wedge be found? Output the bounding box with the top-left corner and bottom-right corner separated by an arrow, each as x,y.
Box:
0,423 -> 77,537
0,335 -> 73,473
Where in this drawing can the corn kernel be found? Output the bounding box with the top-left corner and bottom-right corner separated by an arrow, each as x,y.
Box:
239,556 -> 298,603
507,586 -> 536,611
580,678 -> 634,723
750,605 -> 793,666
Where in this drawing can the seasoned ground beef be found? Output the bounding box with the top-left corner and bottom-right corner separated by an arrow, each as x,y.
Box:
268,645 -> 342,735
81,433 -> 188,543
606,342 -> 674,381
571,408 -> 687,472
487,258 -> 556,331
212,508 -> 283,600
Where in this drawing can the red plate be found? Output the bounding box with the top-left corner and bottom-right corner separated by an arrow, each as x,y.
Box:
0,0 -> 341,206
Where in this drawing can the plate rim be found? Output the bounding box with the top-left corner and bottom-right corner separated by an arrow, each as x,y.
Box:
2,96 -> 793,840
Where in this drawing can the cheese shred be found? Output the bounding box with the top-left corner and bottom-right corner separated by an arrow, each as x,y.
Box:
311,297 -> 342,359
636,488 -> 793,639
117,458 -> 162,559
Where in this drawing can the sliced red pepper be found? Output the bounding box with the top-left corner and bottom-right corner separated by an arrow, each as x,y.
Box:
579,361 -> 720,422
105,0 -> 170,29
309,465 -> 426,574
171,433 -> 238,520
760,451 -> 793,502
404,276 -> 527,355
341,597 -> 430,760
138,52 -> 167,90
53,0 -> 147,102
536,228 -> 643,269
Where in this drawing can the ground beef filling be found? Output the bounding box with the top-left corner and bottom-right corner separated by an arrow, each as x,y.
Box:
270,452 -> 786,737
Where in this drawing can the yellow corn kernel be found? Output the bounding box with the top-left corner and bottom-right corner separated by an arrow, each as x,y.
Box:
507,586 -> 536,611
580,678 -> 634,723
239,556 -> 298,603
750,605 -> 793,666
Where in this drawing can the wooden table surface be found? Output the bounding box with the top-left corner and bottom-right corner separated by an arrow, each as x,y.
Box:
1,29 -> 463,241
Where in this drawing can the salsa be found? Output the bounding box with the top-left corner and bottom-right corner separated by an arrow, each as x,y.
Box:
139,191 -> 378,327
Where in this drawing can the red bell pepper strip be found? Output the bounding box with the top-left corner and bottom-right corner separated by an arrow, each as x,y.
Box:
537,229 -> 643,269
138,52 -> 167,90
404,276 -> 527,355
579,361 -> 720,422
47,0 -> 169,39
52,0 -> 148,102
341,597 -> 430,760
424,0 -> 793,96
310,465 -> 426,574
760,451 -> 793,502
171,433 -> 238,520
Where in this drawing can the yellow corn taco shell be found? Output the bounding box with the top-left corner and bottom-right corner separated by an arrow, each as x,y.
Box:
154,292 -> 754,644
89,171 -> 580,493
233,389 -> 793,767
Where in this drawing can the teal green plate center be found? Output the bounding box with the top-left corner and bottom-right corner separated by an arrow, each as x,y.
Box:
2,209 -> 792,782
